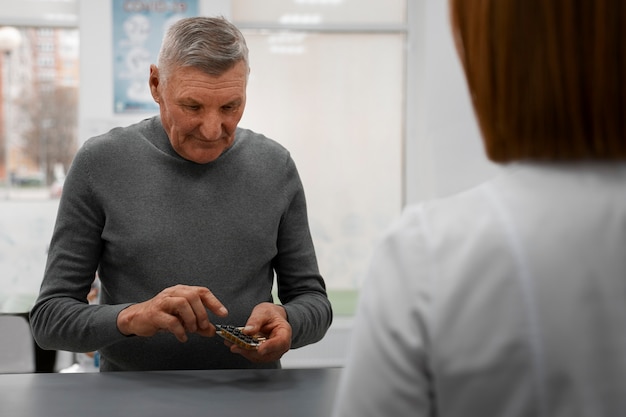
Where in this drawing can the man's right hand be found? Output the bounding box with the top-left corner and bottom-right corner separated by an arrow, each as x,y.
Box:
116,284 -> 228,342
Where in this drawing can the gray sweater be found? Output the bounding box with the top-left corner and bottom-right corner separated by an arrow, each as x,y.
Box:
30,116 -> 333,371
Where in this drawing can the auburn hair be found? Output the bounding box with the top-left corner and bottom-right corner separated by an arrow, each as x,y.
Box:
449,0 -> 626,162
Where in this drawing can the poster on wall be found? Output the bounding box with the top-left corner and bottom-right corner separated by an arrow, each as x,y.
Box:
112,0 -> 199,113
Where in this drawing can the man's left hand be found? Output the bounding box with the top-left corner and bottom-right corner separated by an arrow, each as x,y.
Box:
226,302 -> 291,363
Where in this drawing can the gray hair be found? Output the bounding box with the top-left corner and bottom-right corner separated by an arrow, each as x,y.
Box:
157,16 -> 249,82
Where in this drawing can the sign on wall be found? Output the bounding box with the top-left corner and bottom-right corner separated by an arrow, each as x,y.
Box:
112,0 -> 199,113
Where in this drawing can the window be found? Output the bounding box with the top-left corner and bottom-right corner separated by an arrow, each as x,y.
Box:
233,0 -> 407,314
0,26 -> 79,313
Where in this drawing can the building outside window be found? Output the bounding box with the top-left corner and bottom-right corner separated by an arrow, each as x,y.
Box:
0,25 -> 79,313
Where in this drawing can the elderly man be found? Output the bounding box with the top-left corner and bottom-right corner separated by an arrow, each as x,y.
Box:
30,16 -> 332,372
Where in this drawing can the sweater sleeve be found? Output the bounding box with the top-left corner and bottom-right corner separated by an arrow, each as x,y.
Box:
273,155 -> 333,349
29,139 -> 132,353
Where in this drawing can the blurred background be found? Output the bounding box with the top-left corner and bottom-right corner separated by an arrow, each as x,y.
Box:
0,0 -> 499,369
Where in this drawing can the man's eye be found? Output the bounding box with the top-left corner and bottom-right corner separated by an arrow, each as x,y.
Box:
222,103 -> 240,112
184,105 -> 200,111
222,105 -> 234,112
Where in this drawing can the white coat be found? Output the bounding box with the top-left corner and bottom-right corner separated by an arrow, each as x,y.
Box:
332,162 -> 626,417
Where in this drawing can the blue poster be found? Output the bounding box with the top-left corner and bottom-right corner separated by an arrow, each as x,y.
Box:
112,0 -> 199,113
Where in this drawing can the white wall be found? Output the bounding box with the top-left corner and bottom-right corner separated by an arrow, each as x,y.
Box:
291,0 -> 501,367
405,0 -> 500,205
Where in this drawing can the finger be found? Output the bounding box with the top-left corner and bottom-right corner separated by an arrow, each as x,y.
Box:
165,297 -> 200,333
241,307 -> 270,335
159,311 -> 188,342
231,342 -> 282,363
228,327 -> 290,363
162,286 -> 223,332
199,288 -> 228,317
187,294 -> 211,330
195,326 -> 217,337
230,344 -> 264,363
244,303 -> 288,335
257,326 -> 287,349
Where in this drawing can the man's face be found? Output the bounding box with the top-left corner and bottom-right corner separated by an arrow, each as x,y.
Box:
149,61 -> 248,164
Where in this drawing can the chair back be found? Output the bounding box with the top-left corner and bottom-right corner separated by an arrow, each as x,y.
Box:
0,315 -> 35,373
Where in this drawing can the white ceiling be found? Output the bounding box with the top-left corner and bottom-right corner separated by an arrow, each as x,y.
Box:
0,0 -> 406,29
0,0 -> 78,27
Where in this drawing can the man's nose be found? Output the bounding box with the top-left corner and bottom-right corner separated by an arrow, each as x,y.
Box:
198,113 -> 223,139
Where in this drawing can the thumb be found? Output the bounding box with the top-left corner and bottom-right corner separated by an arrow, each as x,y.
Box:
243,309 -> 267,335
242,321 -> 260,335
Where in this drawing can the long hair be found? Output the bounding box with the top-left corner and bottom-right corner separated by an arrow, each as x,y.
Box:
449,0 -> 626,162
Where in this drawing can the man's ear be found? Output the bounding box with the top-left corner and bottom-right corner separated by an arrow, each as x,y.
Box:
149,64 -> 160,103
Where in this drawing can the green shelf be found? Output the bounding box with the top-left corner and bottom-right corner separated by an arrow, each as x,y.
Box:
327,289 -> 359,316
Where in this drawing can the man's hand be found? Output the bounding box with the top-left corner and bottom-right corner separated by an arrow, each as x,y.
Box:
116,285 -> 228,342
225,302 -> 292,363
